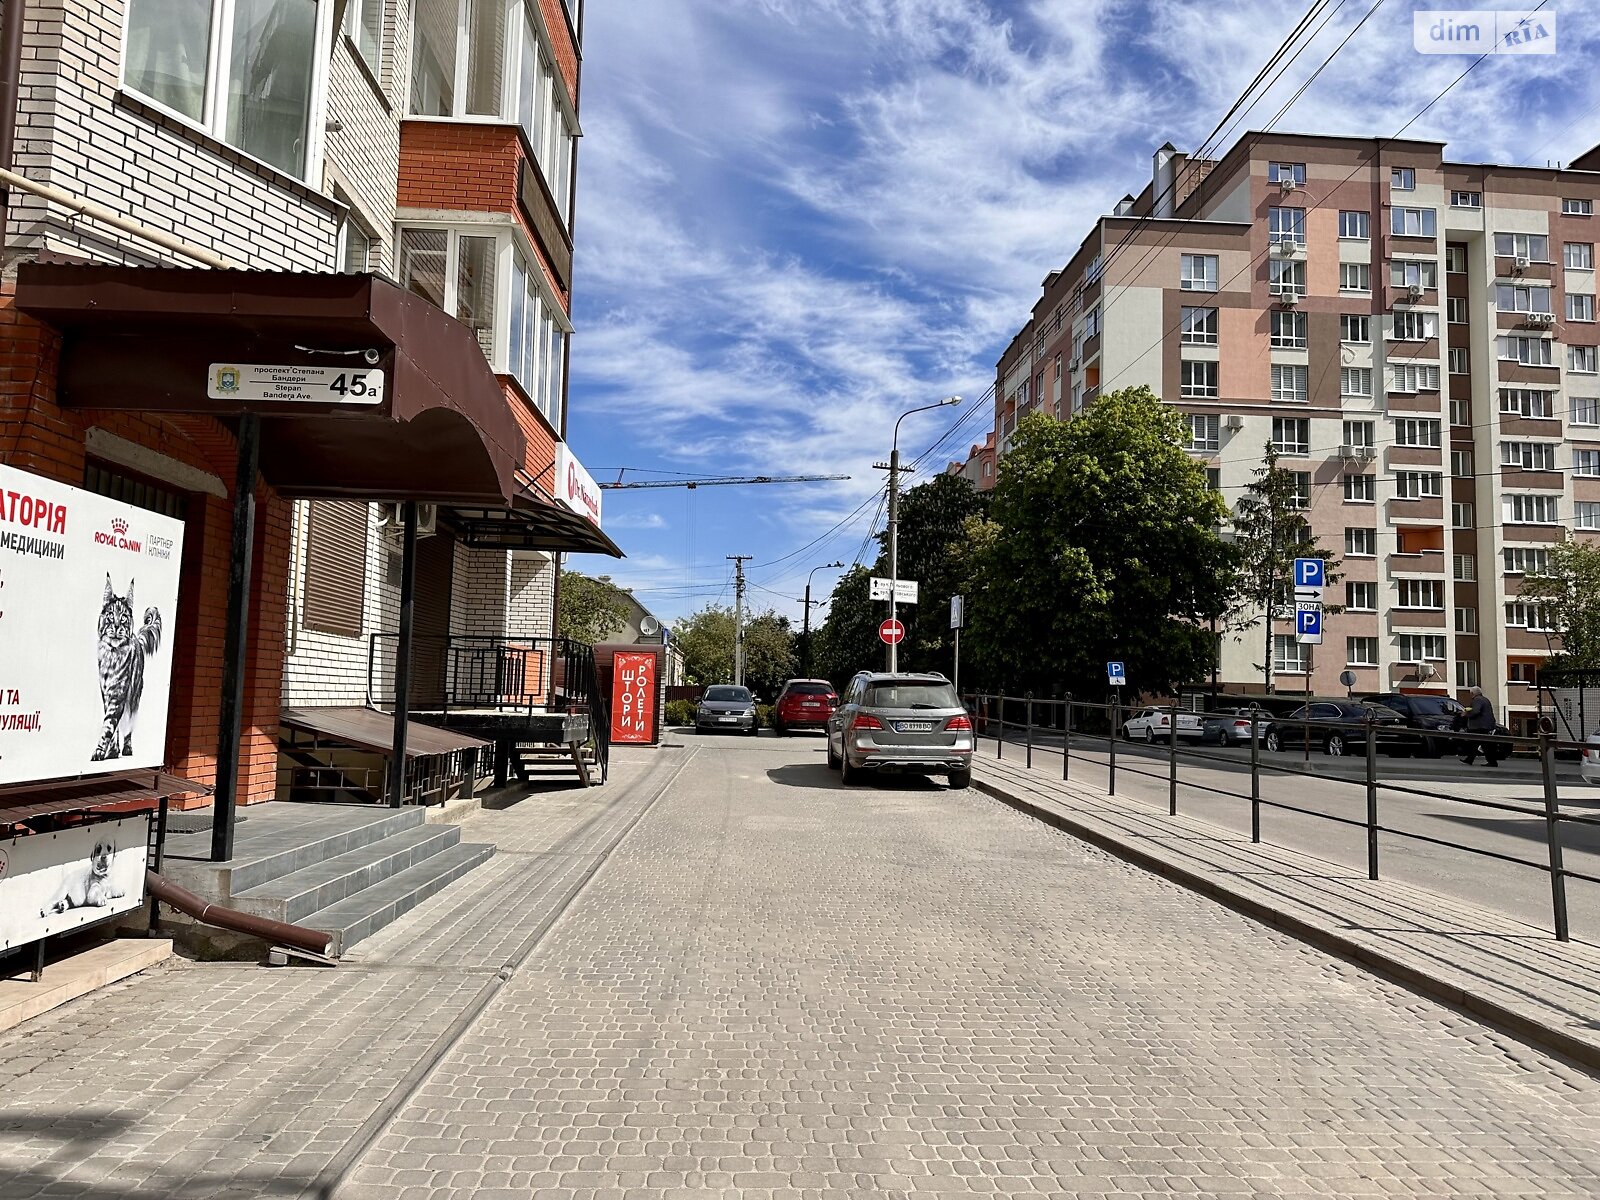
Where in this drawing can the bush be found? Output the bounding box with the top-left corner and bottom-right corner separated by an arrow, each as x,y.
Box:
757,704 -> 775,729
664,699 -> 698,727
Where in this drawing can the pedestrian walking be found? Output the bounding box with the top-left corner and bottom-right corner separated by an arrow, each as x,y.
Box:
1459,685 -> 1499,767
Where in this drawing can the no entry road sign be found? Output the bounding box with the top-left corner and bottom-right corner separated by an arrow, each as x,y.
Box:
879,619 -> 906,646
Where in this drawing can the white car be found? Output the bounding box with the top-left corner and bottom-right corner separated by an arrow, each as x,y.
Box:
1122,706 -> 1205,744
1583,733 -> 1600,785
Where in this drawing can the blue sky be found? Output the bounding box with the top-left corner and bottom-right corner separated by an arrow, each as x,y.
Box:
563,0 -> 1598,626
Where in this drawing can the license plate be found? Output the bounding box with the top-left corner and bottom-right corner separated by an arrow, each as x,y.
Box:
718,716 -> 737,723
801,701 -> 821,707
895,721 -> 934,733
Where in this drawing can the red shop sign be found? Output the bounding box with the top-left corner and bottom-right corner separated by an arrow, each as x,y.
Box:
610,651 -> 657,745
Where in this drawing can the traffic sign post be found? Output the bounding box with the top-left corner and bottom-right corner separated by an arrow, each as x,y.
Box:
879,618 -> 906,646
950,596 -> 964,694
1107,661 -> 1126,687
870,576 -> 918,604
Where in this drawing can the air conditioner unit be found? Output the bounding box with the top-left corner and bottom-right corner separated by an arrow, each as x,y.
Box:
1357,446 -> 1377,461
377,502 -> 438,539
1069,357 -> 1081,371
1407,283 -> 1425,300
1339,443 -> 1357,459
1224,415 -> 1245,432
1273,240 -> 1302,257
1280,178 -> 1299,192
1529,311 -> 1556,326
1514,254 -> 1531,270
1275,290 -> 1300,306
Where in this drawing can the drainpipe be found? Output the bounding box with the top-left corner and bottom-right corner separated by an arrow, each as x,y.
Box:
0,0 -> 27,262
146,871 -> 334,956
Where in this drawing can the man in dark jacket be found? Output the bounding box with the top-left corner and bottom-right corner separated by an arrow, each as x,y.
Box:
1460,685 -> 1499,766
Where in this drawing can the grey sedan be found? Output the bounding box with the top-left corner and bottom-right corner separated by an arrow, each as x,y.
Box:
696,685 -> 760,735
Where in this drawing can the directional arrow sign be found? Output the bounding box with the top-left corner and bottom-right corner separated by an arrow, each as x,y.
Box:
870,577 -> 919,604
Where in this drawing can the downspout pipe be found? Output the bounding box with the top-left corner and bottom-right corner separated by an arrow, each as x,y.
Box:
0,0 -> 27,261
146,871 -> 335,956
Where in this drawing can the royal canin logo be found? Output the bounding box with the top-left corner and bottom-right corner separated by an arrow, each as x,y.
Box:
566,463 -> 601,523
111,518 -> 129,536
95,518 -> 142,553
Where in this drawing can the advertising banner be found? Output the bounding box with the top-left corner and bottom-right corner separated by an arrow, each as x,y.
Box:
610,651 -> 657,745
554,444 -> 603,528
0,464 -> 186,785
0,814 -> 150,950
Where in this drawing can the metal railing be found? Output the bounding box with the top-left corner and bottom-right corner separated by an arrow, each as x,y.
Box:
965,692 -> 1599,942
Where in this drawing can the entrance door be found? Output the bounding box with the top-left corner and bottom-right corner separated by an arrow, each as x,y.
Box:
410,527 -> 455,708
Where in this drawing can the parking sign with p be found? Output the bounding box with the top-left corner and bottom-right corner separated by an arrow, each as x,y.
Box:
1293,558 -> 1325,589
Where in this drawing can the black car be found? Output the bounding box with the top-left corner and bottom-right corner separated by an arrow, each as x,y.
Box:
1262,699 -> 1410,757
1361,692 -> 1467,758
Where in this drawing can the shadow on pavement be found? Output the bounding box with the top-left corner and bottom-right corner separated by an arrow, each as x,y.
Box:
766,763 -> 839,790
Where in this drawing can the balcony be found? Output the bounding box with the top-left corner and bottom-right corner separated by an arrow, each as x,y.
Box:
1386,548 -> 1446,575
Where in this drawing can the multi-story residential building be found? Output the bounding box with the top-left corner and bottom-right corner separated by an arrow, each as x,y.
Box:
994,133 -> 1600,734
945,431 -> 997,491
0,0 -> 615,874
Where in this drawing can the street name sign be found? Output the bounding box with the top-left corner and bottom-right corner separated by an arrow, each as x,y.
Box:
869,577 -> 919,604
208,363 -> 385,405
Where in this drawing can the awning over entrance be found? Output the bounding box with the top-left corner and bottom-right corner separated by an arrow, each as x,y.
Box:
281,707 -> 490,759
450,493 -> 620,556
0,770 -> 211,823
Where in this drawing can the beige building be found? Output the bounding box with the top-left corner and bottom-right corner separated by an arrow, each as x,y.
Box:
995,132 -> 1600,734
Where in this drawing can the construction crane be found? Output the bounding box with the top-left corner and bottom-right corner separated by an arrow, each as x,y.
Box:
599,472 -> 850,490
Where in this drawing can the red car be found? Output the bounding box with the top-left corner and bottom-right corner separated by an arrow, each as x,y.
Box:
773,678 -> 839,734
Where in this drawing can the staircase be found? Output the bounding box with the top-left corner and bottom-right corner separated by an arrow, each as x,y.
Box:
510,742 -> 599,787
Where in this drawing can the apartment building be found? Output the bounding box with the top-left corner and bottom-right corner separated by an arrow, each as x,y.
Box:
994,133 -> 1600,734
945,431 -> 997,491
0,0 -> 616,836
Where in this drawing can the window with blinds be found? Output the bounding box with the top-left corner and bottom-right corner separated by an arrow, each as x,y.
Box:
302,502 -> 370,637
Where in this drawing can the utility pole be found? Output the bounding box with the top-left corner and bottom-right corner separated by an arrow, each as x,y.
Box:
728,555 -> 751,686
873,456 -> 910,672
802,560 -> 844,677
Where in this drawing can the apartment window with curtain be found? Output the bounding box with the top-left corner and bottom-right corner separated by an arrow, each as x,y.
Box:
122,0 -> 327,179
1394,471 -> 1442,499
1392,167 -> 1416,190
1271,364 -> 1308,403
1339,210 -> 1369,239
1396,580 -> 1443,609
1450,191 -> 1481,209
1578,502 -> 1600,531
1447,296 -> 1468,323
1340,367 -> 1372,397
1347,637 -> 1378,667
1568,294 -> 1596,322
1565,198 -> 1594,215
1496,284 -> 1553,314
1394,418 -> 1440,447
1456,661 -> 1480,688
1445,245 -> 1468,273
1345,528 -> 1375,556
1340,263 -> 1371,293
1570,346 -> 1598,373
1501,442 -> 1558,471
1390,260 -> 1438,290
1341,314 -> 1370,343
1504,547 -> 1549,575
1449,399 -> 1469,427
1347,582 -> 1377,611
1180,254 -> 1218,291
1185,413 -> 1219,453
1455,607 -> 1476,634
1451,501 -> 1474,527
1269,206 -> 1306,245
1494,233 -> 1550,262
1574,396 -> 1600,426
1343,419 -> 1374,448
1343,473 -> 1375,503
1503,494 -> 1559,525
1391,207 -> 1436,237
1454,553 -> 1475,581
1180,360 -> 1218,399
1273,635 -> 1307,674
1497,335 -> 1553,365
1396,635 -> 1446,662
1269,260 -> 1306,296
1451,449 -> 1474,477
1271,417 -> 1309,455
1499,388 -> 1553,418
1565,242 -> 1594,270
1268,162 -> 1306,185
1390,310 -> 1437,340
1180,306 -> 1218,344
1448,347 -> 1468,374
1270,310 -> 1307,349
1390,364 -> 1440,393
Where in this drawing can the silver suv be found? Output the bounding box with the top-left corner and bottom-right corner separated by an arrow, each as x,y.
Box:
826,672 -> 974,788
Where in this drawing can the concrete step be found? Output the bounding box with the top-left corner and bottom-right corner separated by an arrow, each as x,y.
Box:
304,842 -> 496,955
229,823 -> 463,924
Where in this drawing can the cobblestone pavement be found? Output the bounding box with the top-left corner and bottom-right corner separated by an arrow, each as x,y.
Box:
6,734 -> 1600,1199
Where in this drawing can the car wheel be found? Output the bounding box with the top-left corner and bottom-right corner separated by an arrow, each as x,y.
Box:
1143,727 -> 1156,744
840,752 -> 860,786
1265,730 -> 1282,753
775,720 -> 787,736
826,734 -> 841,769
948,768 -> 972,790
1325,733 -> 1346,757
1422,735 -> 1440,759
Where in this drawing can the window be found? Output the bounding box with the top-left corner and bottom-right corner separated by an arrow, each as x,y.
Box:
1497,444 -> 1561,473
1448,347 -> 1469,375
1576,449 -> 1600,477
1494,233 -> 1551,262
1455,607 -> 1477,634
1346,527 -> 1376,556
1341,367 -> 1372,397
1397,580 -> 1443,609
1390,310 -> 1438,340
1271,310 -> 1308,349
1339,210 -> 1370,239
1205,467 -> 1221,492
1347,637 -> 1379,667
1451,501 -> 1475,527
1343,419 -> 1375,448
1181,360 -> 1218,399
1570,346 -> 1599,373
1575,396 -> 1600,426
1569,294 -> 1596,322
1505,603 -> 1557,631
1396,635 -> 1446,662
345,0 -> 383,71
1504,494 -> 1560,524
1508,661 -> 1539,684
1394,418 -> 1441,447
1496,284 -> 1553,314
1347,581 -> 1377,611
1270,206 -> 1307,246
1181,254 -> 1218,291
1272,417 -> 1310,454
1269,162 -> 1307,185
1450,191 -> 1481,209
1454,553 -> 1476,581
1391,207 -> 1436,237
1392,167 -> 1416,191
1390,364 -> 1441,393
1498,335 -> 1553,365
1394,471 -> 1442,499
1565,198 -> 1594,216
1341,314 -> 1371,343
1289,472 -> 1311,509
1499,388 -> 1553,418
1457,661 -> 1480,689
1185,413 -> 1220,453
1451,449 -> 1474,477
1273,635 -> 1308,675
1270,259 -> 1306,296
1447,296 -> 1468,323
1271,364 -> 1308,404
1083,305 -> 1102,339
301,502 -> 369,636
1181,306 -> 1218,344
1449,399 -> 1470,426
1390,260 -> 1439,290
1504,547 -> 1550,575
1578,501 -> 1600,530
122,0 -> 325,179
399,227 -> 501,362
509,247 -> 567,428
1566,243 -> 1595,270
339,221 -> 373,274
1343,473 -> 1375,502
1445,246 -> 1468,275
1340,263 -> 1371,293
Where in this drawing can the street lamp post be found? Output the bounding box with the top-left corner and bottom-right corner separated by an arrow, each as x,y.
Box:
887,396 -> 962,673
801,560 -> 845,677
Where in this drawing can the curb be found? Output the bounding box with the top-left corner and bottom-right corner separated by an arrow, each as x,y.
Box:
973,774 -> 1600,1074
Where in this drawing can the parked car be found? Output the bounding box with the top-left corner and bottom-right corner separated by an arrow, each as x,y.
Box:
773,678 -> 838,734
826,672 -> 974,788
1582,732 -> 1600,785
1262,700 -> 1410,757
1122,706 -> 1205,744
1361,692 -> 1467,758
1200,707 -> 1268,746
695,685 -> 760,735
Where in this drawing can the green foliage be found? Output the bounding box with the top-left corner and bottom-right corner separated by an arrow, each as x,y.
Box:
965,386 -> 1237,697
886,473 -> 990,680
671,604 -> 797,700
664,699 -> 698,726
811,565 -> 882,690
1520,537 -> 1600,669
757,703 -> 775,729
556,571 -> 631,645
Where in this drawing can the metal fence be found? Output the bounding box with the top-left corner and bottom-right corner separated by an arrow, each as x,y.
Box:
965,693 -> 1600,942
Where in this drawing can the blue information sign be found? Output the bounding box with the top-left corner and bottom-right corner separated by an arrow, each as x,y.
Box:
1293,558 -> 1326,589
1107,661 -> 1126,686
1296,608 -> 1322,638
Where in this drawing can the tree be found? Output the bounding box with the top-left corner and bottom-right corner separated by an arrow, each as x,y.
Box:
967,386 -> 1237,698
673,604 -> 797,698
557,571 -> 630,644
1520,537 -> 1600,670
887,473 -> 991,681
811,566 -> 880,690
1227,444 -> 1342,694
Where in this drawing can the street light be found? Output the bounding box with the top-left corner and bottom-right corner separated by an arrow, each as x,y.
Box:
801,560 -> 845,677
887,395 -> 962,672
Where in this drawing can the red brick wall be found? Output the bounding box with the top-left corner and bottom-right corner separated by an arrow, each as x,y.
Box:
0,289 -> 289,808
539,0 -> 580,96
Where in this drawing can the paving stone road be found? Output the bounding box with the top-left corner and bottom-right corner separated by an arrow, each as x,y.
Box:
5,733 -> 1600,1198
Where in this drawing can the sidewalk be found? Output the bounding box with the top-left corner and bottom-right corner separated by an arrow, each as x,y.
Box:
973,755 -> 1600,1071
